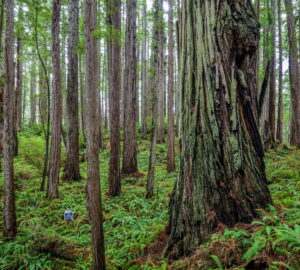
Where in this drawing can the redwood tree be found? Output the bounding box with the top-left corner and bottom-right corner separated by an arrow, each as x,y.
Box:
146,0 -> 163,199
47,0 -> 62,199
284,0 -> 300,147
167,0 -> 175,172
84,0 -> 106,268
276,0 -> 283,143
3,0 -> 17,239
64,0 -> 81,182
268,0 -> 276,146
165,0 -> 272,258
122,0 -> 138,174
30,61 -> 37,124
107,0 -> 121,196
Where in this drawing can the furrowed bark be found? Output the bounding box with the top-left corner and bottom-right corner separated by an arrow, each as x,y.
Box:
167,0 -> 175,172
64,0 -> 81,182
84,0 -> 106,268
3,0 -> 17,239
122,0 -> 138,174
107,0 -> 121,197
165,0 -> 272,259
47,0 -> 62,199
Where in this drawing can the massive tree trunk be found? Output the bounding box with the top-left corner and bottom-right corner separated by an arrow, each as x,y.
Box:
107,0 -> 121,197
146,0 -> 162,199
84,0 -> 106,268
64,0 -> 81,182
284,0 -> 300,147
47,0 -> 62,199
30,61 -> 37,124
141,0 -> 147,139
165,0 -> 272,259
276,0 -> 283,143
268,0 -> 276,146
122,0 -> 138,174
167,0 -> 175,172
3,0 -> 17,239
157,4 -> 165,144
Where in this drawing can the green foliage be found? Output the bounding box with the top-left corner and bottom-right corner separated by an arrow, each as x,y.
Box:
0,131 -> 177,269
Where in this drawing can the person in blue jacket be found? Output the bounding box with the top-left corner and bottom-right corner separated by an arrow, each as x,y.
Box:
64,208 -> 74,222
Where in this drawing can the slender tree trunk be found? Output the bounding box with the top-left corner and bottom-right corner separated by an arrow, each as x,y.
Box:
276,0 -> 283,143
284,0 -> 300,147
79,55 -> 86,143
146,0 -> 162,199
122,0 -> 138,174
141,0 -> 147,139
268,0 -> 276,146
157,7 -> 165,144
84,0 -> 106,268
165,0 -> 272,259
97,38 -> 104,150
30,61 -> 37,124
107,0 -> 121,197
47,0 -> 62,199
3,0 -> 16,239
255,0 -> 260,89
0,0 -> 4,61
167,0 -> 175,172
16,37 -> 23,131
64,0 -> 80,182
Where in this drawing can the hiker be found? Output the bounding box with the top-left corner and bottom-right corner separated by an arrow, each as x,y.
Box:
64,208 -> 74,222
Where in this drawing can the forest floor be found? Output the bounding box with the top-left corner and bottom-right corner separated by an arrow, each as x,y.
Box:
0,127 -> 300,269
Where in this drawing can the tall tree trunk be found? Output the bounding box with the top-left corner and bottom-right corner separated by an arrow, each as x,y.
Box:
284,0 -> 300,147
16,37 -> 23,131
276,0 -> 283,143
157,6 -> 165,144
146,0 -> 162,199
84,0 -> 106,268
122,0 -> 138,174
165,0 -> 272,259
268,0 -> 276,146
64,0 -> 80,182
107,0 -> 121,197
47,0 -> 62,199
30,61 -> 37,124
167,0 -> 175,172
97,38 -> 104,150
0,0 -> 4,61
79,55 -> 86,143
3,0 -> 17,239
141,0 -> 147,139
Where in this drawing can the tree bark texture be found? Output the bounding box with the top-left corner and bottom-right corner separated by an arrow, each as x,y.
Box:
107,0 -> 121,197
16,37 -> 23,131
84,0 -> 106,268
284,0 -> 300,147
268,0 -> 276,146
146,0 -> 162,199
122,0 -> 138,174
30,61 -> 37,124
3,0 -> 17,239
64,0 -> 81,182
165,0 -> 272,259
47,0 -> 62,199
167,0 -> 176,172
157,2 -> 165,144
276,0 -> 283,143
141,0 -> 148,139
